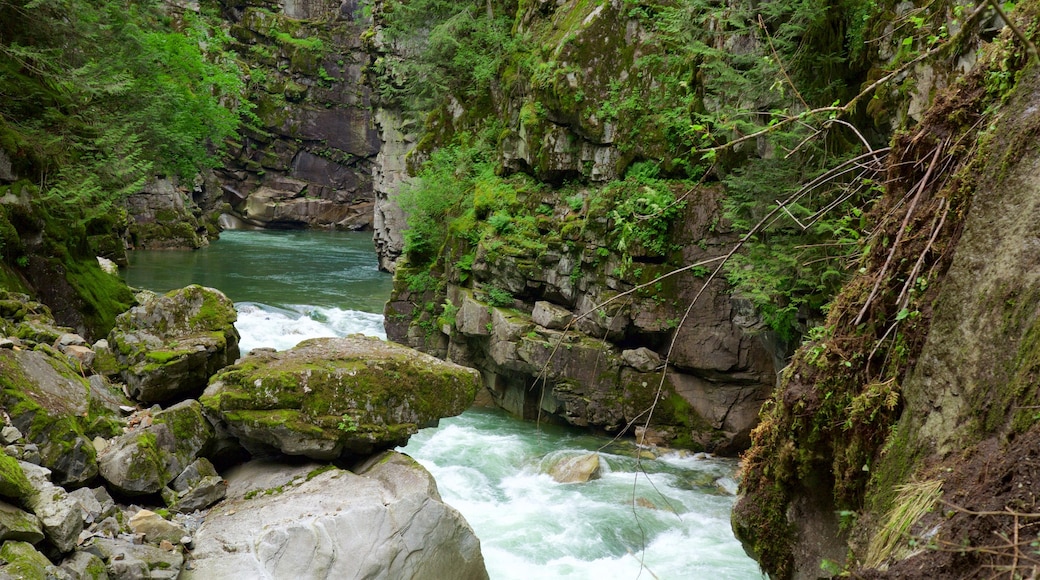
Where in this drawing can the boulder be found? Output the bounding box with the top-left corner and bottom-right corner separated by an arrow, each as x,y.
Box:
0,500 -> 45,543
20,461 -> 83,553
0,540 -> 63,578
201,336 -> 480,459
164,458 -> 226,513
108,285 -> 240,403
128,509 -> 188,545
182,455 -> 488,579
532,300 -> 574,330
0,347 -> 108,485
0,453 -> 33,499
546,453 -> 602,483
97,400 -> 214,495
59,550 -> 109,580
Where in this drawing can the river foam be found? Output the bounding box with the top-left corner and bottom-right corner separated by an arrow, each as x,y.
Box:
235,302 -> 386,353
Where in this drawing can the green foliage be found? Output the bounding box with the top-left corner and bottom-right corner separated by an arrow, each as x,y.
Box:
0,0 -> 247,222
599,161 -> 686,273
372,0 -> 520,110
485,286 -> 513,307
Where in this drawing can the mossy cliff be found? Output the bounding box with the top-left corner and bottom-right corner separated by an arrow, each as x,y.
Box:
732,5 -> 1040,578
364,0 -> 1000,455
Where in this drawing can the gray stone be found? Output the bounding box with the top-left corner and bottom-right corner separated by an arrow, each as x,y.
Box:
182,455 -> 487,579
168,475 -> 227,513
170,457 -> 218,492
1,425 -> 22,445
532,301 -> 574,330
85,536 -> 183,579
3,348 -> 103,485
20,461 -> 84,553
60,550 -> 110,580
68,487 -> 104,524
621,347 -> 662,372
201,336 -> 480,459
108,285 -> 240,404
0,499 -> 44,543
98,401 -> 213,495
455,291 -> 492,336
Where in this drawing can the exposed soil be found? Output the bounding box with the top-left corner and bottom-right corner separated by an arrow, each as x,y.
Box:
855,426 -> 1040,579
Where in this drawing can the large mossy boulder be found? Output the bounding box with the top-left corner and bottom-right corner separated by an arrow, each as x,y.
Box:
109,285 -> 240,404
182,455 -> 488,579
201,336 -> 481,459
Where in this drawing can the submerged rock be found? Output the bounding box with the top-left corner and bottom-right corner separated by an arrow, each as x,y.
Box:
183,455 -> 488,579
201,335 -> 480,460
108,285 -> 240,404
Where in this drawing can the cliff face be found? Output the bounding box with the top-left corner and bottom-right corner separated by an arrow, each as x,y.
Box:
366,0 -> 808,452
732,6 -> 1040,577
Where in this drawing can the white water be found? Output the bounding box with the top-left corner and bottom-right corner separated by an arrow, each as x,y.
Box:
234,302 -> 386,353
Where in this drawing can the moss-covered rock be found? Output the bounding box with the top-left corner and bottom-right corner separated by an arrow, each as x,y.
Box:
0,454 -> 32,501
0,540 -> 56,579
201,336 -> 481,459
108,285 -> 240,404
0,348 -> 103,485
97,400 -> 214,495
0,500 -> 44,544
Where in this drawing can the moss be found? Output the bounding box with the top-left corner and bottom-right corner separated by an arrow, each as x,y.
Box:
0,452 -> 33,499
63,257 -> 134,338
0,541 -> 51,579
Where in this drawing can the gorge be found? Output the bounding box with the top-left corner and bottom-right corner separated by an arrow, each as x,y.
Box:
1,0 -> 1040,578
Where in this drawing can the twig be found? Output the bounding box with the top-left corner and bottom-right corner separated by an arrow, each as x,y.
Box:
854,143 -> 944,326
758,14 -> 809,110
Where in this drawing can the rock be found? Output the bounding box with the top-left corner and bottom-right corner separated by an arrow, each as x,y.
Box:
98,400 -> 213,495
1,347 -> 106,485
455,291 -> 492,336
55,333 -> 87,348
0,500 -> 45,543
0,452 -> 33,499
68,487 -> 105,525
532,301 -> 574,330
60,550 -> 110,580
128,509 -> 188,545
20,461 -> 84,553
0,540 -> 64,578
622,347 -> 662,372
201,336 -> 480,459
182,456 -> 488,579
97,256 -> 119,275
166,458 -> 226,513
84,536 -> 184,579
61,344 -> 96,370
546,453 -> 601,483
167,475 -> 227,513
108,285 -> 240,404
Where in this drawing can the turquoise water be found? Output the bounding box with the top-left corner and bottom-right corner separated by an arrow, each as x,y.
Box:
123,229 -> 765,579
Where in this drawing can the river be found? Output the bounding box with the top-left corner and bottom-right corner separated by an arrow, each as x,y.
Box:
123,229 -> 765,579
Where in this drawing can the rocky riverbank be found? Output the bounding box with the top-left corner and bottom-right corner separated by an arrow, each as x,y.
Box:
0,285 -> 487,578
